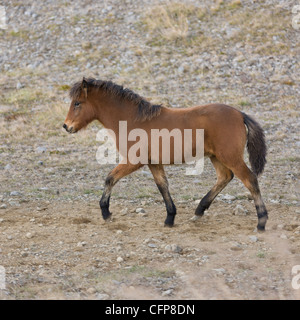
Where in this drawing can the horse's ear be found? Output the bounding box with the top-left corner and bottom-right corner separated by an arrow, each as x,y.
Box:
81,77 -> 88,98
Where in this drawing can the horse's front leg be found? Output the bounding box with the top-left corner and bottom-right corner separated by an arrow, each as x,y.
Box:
100,163 -> 143,220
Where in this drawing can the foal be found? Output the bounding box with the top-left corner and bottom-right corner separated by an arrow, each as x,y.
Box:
63,78 -> 268,231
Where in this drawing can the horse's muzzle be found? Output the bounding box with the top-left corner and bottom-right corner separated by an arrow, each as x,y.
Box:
63,123 -> 76,133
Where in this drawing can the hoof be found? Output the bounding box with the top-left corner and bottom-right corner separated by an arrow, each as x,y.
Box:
104,215 -> 113,223
257,224 -> 265,232
257,215 -> 267,232
164,223 -> 173,228
164,215 -> 174,227
102,208 -> 112,221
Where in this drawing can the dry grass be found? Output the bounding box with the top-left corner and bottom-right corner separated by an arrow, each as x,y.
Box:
142,2 -> 205,42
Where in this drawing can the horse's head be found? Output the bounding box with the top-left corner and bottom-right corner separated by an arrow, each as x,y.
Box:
63,78 -> 96,133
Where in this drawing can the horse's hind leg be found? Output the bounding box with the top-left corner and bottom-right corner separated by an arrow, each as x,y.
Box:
194,156 -> 233,218
230,162 -> 268,231
148,164 -> 176,227
100,163 -> 143,220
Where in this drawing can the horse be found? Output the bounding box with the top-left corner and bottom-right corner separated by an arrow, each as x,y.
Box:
63,77 -> 268,231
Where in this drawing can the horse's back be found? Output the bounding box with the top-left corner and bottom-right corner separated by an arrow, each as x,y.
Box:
166,103 -> 247,159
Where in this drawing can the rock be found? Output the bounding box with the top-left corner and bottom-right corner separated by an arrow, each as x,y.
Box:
135,208 -> 145,213
280,234 -> 287,239
162,289 -> 173,296
9,200 -> 20,206
4,164 -> 12,170
212,268 -> 226,275
81,41 -> 92,49
221,194 -> 236,201
120,208 -> 128,215
177,63 -> 189,74
26,232 -> 33,239
0,204 -> 7,209
117,257 -> 124,263
249,235 -> 258,242
74,27 -> 81,34
36,146 -> 47,153
96,293 -> 110,300
86,287 -> 96,294
77,241 -> 87,247
165,244 -> 183,253
16,82 -> 24,90
10,191 -> 21,196
234,204 -> 248,216
148,243 -> 157,248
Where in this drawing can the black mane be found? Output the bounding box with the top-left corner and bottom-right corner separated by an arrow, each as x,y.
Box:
69,78 -> 162,121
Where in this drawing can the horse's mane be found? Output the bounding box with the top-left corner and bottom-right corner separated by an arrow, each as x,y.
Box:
69,78 -> 162,122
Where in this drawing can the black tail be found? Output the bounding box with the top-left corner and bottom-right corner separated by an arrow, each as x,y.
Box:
242,113 -> 267,176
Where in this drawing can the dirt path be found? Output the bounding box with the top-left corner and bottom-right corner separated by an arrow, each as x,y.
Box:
0,197 -> 299,299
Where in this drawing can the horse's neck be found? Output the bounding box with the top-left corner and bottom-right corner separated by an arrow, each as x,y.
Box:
95,97 -> 136,134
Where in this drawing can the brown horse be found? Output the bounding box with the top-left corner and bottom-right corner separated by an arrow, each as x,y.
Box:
63,77 -> 268,231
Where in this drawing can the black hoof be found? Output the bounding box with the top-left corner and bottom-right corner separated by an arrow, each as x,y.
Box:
257,214 -> 268,232
194,210 -> 205,217
257,224 -> 265,232
195,206 -> 205,217
101,208 -> 112,220
164,215 -> 175,227
164,223 -> 174,228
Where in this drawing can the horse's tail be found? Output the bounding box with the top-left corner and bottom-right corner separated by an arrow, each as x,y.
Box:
242,112 -> 267,176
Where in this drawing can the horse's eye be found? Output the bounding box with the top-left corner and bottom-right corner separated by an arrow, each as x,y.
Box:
74,102 -> 80,108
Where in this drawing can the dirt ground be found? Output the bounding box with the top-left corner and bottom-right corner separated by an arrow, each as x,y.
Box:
0,162 -> 299,300
0,0 -> 299,300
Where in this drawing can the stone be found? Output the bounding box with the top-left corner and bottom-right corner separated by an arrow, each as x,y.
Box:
221,194 -> 236,201
117,257 -> 124,263
213,268 -> 226,275
249,235 -> 258,242
86,287 -> 96,294
165,244 -> 183,253
10,191 -> 21,196
81,41 -> 92,49
4,164 -> 12,170
36,146 -> 47,153
162,289 -> 173,296
96,293 -> 110,300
